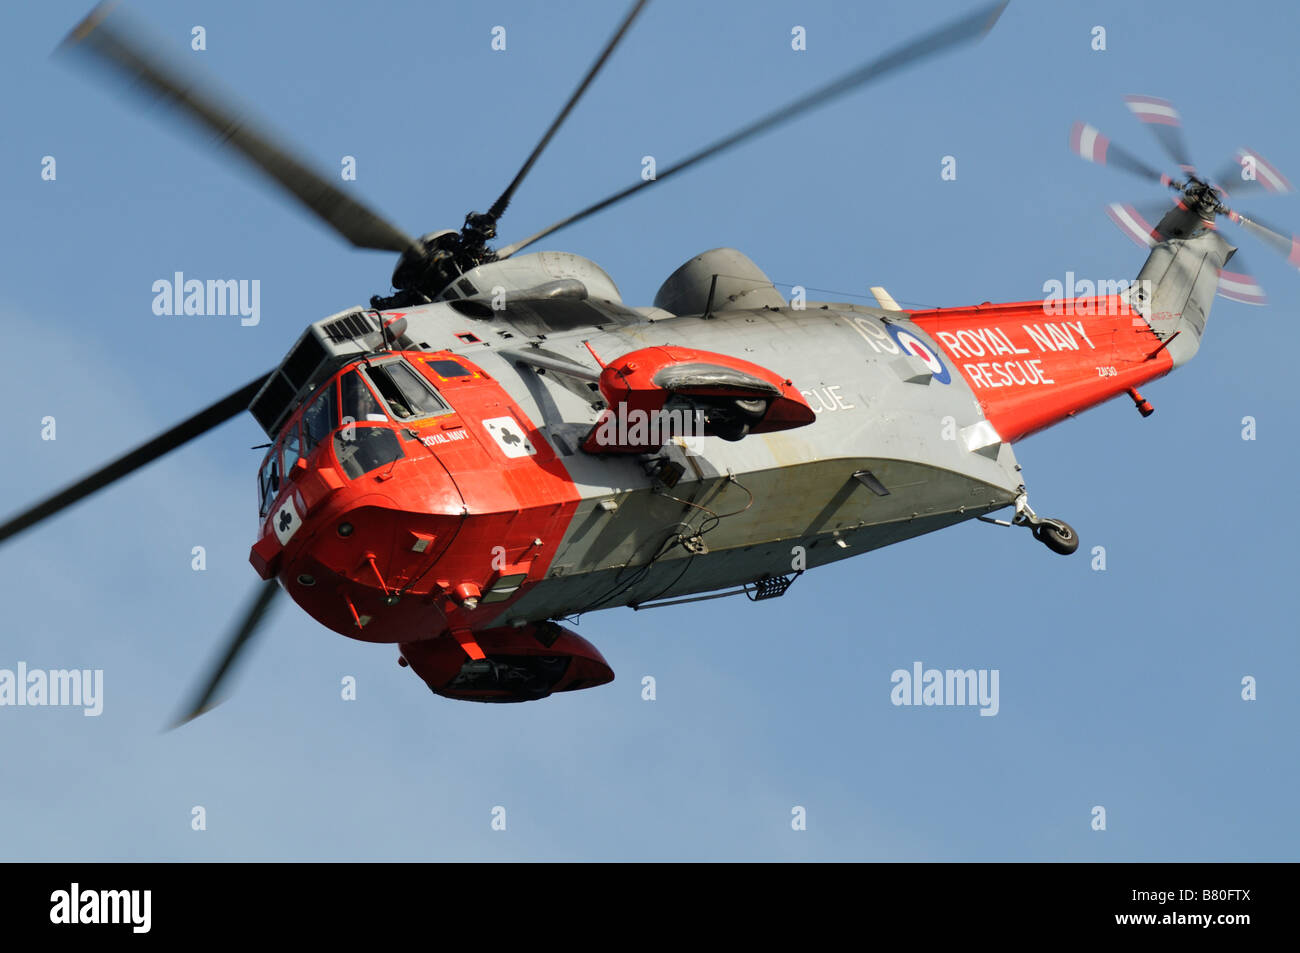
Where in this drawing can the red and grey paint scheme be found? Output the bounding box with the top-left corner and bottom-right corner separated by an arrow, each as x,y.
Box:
247,231 -> 1232,702
25,3 -> 1280,716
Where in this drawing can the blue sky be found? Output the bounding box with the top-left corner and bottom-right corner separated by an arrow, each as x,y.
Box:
0,0 -> 1296,860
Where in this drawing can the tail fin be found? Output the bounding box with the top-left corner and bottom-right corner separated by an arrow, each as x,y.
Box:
1124,230 -> 1236,368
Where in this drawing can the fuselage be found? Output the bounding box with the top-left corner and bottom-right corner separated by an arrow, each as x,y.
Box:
249,251 -> 1030,644
244,242 -> 1202,699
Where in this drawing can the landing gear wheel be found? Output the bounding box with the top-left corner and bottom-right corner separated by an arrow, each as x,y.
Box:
714,420 -> 751,442
1033,520 -> 1078,556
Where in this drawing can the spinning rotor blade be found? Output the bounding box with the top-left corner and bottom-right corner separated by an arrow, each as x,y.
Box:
1070,122 -> 1172,186
1217,254 -> 1268,307
0,374 -> 270,545
486,0 -> 649,222
1123,94 -> 1195,172
1105,200 -> 1172,248
1213,148 -> 1295,198
1224,208 -> 1300,269
61,3 -> 417,254
174,581 -> 280,727
497,0 -> 1009,259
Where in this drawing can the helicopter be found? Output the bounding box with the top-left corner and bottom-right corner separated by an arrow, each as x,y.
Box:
5,0 -> 1297,722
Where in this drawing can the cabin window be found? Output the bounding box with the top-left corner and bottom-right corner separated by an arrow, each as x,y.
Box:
362,360 -> 448,420
257,445 -> 281,516
303,383 -> 336,451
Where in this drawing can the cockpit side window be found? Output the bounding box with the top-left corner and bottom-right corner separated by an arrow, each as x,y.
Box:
282,421 -> 302,473
363,360 -> 449,421
303,382 -> 336,451
258,445 -> 281,516
341,369 -> 386,426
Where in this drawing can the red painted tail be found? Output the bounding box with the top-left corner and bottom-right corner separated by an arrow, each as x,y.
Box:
911,231 -> 1234,442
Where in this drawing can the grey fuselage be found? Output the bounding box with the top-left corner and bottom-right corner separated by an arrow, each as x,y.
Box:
264,248 -> 1023,623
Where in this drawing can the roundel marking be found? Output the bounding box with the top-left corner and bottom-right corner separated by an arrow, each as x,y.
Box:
887,325 -> 951,384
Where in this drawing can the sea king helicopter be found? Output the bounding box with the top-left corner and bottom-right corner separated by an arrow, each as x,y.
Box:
5,2 -> 1297,721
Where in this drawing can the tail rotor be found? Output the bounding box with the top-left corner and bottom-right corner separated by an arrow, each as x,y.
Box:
1071,96 -> 1300,306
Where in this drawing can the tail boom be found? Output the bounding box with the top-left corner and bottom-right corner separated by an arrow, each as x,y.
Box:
910,231 -> 1233,442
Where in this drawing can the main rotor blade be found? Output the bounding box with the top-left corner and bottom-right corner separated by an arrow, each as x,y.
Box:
61,3 -> 418,254
0,374 -> 270,545
1070,121 -> 1173,186
1123,94 -> 1195,172
1224,208 -> 1300,269
1212,147 -> 1294,198
486,0 -> 649,223
497,0 -> 1009,259
173,581 -> 280,727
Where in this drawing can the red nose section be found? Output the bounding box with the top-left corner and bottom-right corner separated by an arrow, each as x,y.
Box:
399,623 -> 614,702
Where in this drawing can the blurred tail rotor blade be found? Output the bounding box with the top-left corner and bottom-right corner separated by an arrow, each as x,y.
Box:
0,374 -> 270,545
1217,260 -> 1268,306
61,3 -> 417,254
1071,122 -> 1173,186
497,0 -> 1009,258
1213,147 -> 1295,198
173,581 -> 280,727
1225,207 -> 1300,270
1123,94 -> 1195,173
1105,200 -> 1170,248
486,0 -> 648,223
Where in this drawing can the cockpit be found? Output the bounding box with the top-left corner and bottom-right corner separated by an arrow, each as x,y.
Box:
257,354 -> 461,516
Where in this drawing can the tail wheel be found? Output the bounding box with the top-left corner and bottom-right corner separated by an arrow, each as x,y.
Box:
1034,520 -> 1079,556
